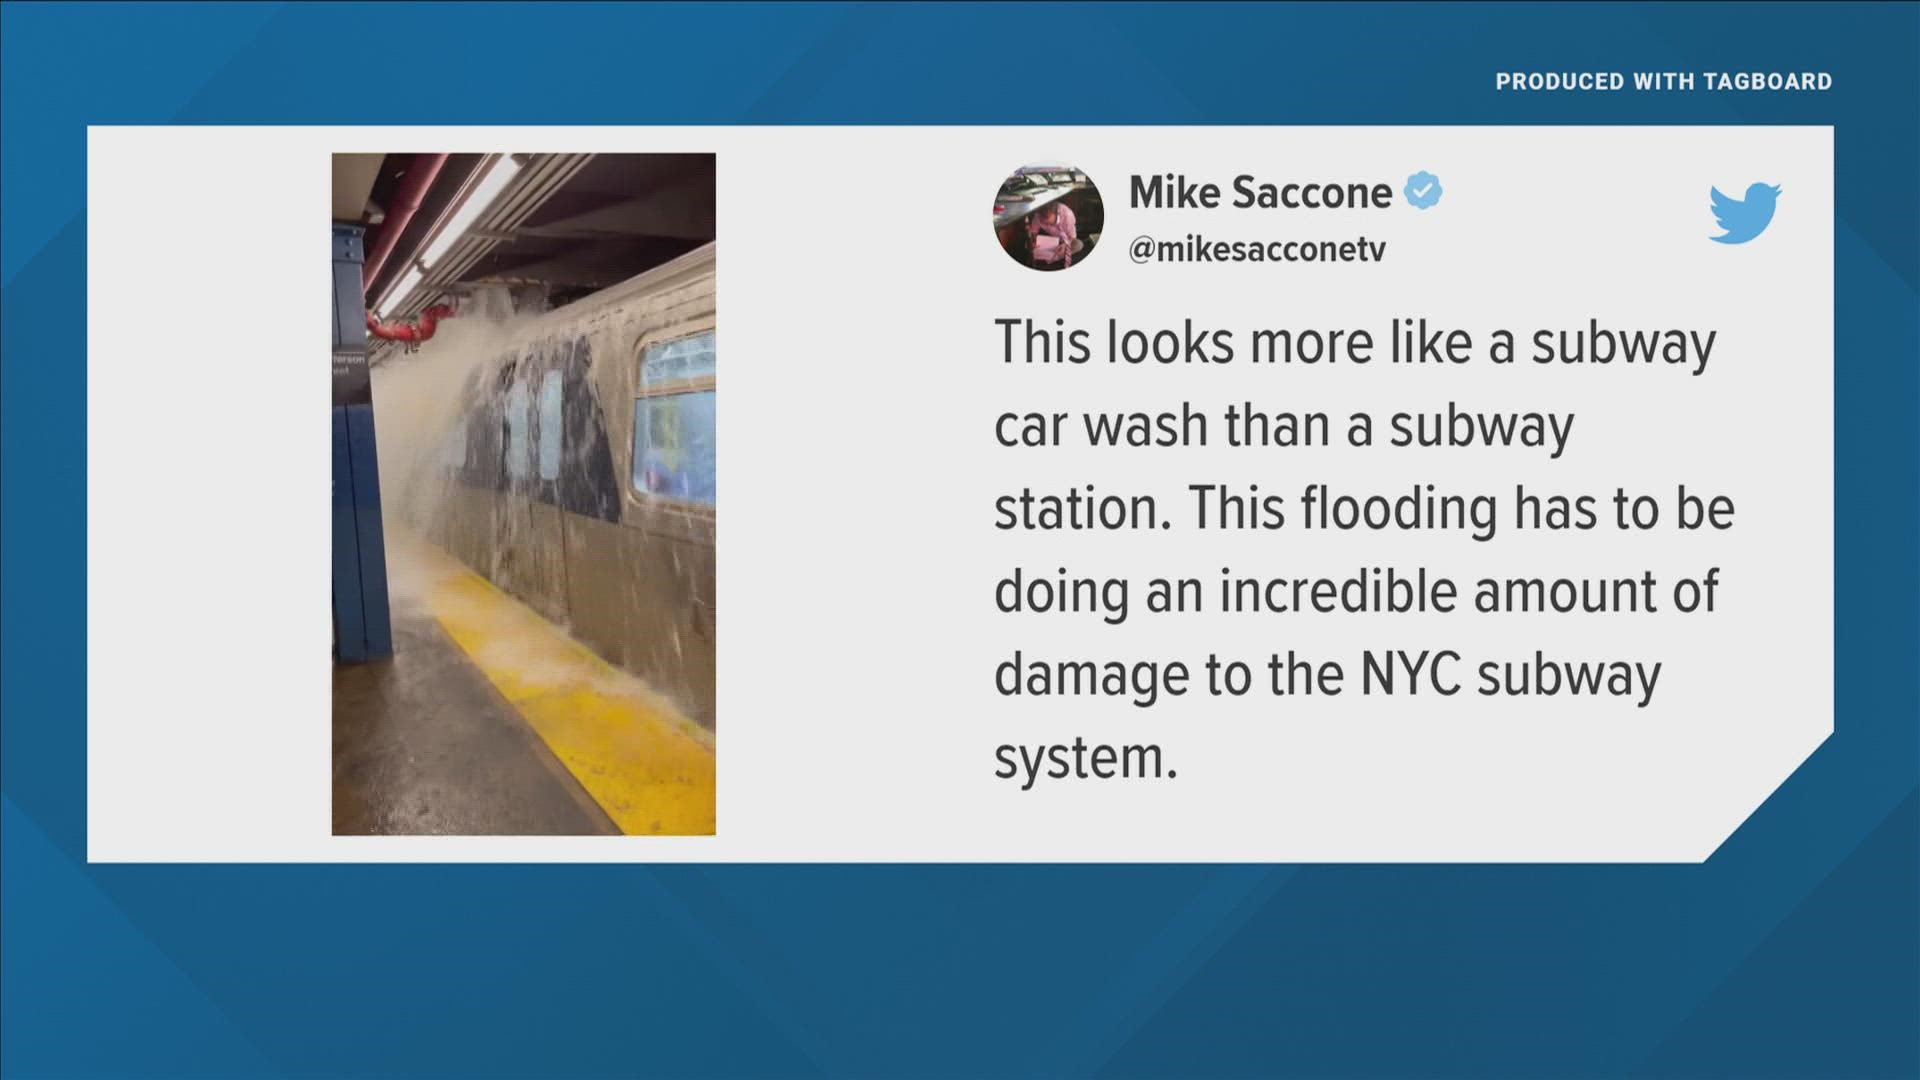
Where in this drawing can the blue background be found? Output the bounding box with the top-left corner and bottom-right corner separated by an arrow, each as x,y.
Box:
3,3 -> 1915,1076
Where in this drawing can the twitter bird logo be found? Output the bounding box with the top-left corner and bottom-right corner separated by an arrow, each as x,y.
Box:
1710,183 -> 1781,244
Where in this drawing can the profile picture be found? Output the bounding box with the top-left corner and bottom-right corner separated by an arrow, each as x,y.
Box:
993,163 -> 1105,271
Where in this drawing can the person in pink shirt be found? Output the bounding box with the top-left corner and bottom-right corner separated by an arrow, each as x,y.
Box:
1026,201 -> 1078,269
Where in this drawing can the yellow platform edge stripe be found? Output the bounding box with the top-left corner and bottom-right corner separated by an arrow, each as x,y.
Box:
395,534 -> 716,836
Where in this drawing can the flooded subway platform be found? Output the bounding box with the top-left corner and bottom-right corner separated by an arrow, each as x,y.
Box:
332,151 -> 718,836
331,550 -> 618,836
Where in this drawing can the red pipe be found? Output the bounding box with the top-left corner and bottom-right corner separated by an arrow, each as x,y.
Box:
367,304 -> 456,344
362,152 -> 448,288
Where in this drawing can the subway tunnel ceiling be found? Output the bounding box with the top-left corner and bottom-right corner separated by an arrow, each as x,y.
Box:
349,152 -> 717,311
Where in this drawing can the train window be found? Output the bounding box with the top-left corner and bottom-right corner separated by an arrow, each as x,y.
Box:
441,416 -> 468,468
634,330 -> 716,506
537,369 -> 563,481
640,331 -> 716,386
557,336 -> 621,522
633,391 -> 716,504
505,378 -> 532,481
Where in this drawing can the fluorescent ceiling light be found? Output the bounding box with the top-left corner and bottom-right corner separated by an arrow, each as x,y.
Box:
377,266 -> 423,320
419,155 -> 523,269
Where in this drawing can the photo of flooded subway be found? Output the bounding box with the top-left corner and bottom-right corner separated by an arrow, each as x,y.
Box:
331,153 -> 716,836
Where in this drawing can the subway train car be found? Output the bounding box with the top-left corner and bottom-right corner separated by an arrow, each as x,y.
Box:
418,243 -> 717,728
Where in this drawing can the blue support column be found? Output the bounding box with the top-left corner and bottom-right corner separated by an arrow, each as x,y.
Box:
332,224 -> 392,661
